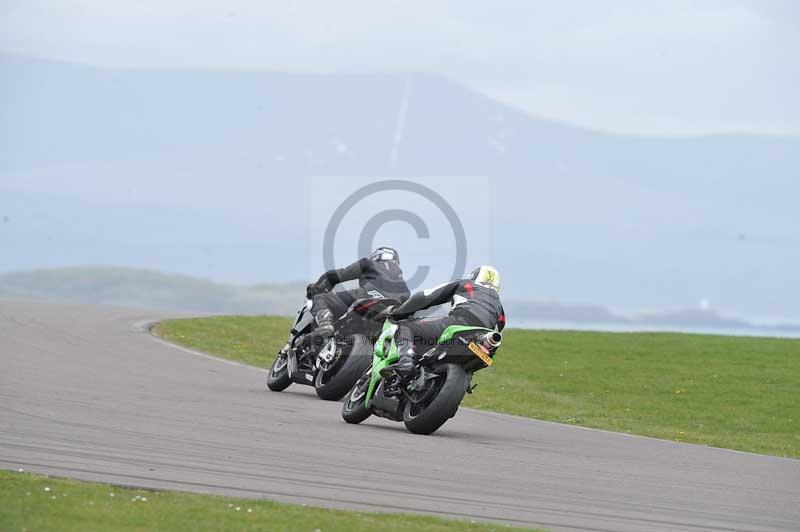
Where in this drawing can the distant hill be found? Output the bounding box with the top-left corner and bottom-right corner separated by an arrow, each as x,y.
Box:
3,267 -> 798,335
3,53 -> 798,185
2,53 -> 799,321
505,299 -> 800,335
0,267 -> 303,315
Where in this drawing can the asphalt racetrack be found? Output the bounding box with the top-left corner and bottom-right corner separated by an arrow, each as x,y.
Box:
1,300 -> 798,531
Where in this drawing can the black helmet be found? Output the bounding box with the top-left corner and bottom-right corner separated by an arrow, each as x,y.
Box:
371,246 -> 399,265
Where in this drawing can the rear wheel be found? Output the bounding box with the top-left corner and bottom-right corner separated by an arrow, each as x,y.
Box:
342,371 -> 373,424
315,335 -> 372,401
266,353 -> 292,391
403,363 -> 468,435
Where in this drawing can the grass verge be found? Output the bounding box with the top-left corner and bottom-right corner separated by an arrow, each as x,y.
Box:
154,316 -> 800,458
0,471 -> 534,532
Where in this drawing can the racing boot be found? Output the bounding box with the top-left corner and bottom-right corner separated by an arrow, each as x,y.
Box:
310,308 -> 335,343
381,347 -> 417,378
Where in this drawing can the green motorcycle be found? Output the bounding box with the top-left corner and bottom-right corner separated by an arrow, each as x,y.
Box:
341,320 -> 502,435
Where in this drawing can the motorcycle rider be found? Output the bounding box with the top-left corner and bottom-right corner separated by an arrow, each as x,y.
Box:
382,265 -> 505,377
305,247 -> 410,342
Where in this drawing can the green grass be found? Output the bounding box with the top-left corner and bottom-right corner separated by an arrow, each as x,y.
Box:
0,471 -> 534,532
155,317 -> 800,458
154,316 -> 293,368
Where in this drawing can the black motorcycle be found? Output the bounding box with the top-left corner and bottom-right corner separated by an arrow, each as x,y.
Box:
267,296 -> 397,400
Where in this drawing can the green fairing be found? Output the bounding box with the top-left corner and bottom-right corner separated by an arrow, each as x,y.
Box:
373,320 -> 393,359
366,321 -> 399,405
364,322 -> 494,406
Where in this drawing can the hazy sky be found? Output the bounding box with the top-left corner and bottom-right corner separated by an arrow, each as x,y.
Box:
2,0 -> 798,135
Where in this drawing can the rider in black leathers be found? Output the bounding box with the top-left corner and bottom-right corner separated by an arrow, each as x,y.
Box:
306,247 -> 410,341
383,265 -> 505,377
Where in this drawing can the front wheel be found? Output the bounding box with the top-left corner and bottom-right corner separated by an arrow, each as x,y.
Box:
266,353 -> 292,391
342,371 -> 373,424
403,363 -> 468,435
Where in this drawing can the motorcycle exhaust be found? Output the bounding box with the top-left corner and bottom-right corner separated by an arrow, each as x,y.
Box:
481,331 -> 502,350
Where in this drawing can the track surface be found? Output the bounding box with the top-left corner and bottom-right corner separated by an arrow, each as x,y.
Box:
1,300 -> 798,531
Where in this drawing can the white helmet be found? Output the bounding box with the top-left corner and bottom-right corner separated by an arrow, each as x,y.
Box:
468,265 -> 500,293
